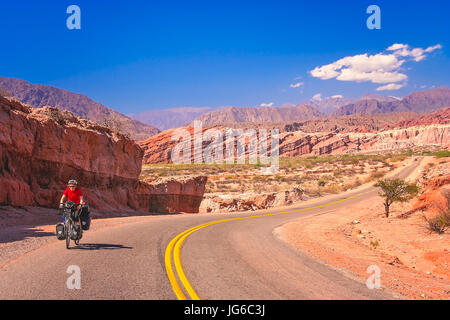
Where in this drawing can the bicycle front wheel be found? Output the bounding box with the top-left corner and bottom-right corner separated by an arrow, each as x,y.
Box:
65,221 -> 71,249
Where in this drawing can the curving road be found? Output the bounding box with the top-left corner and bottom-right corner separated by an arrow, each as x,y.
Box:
0,158 -> 422,300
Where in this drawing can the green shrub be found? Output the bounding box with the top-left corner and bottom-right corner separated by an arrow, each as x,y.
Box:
435,150 -> 450,158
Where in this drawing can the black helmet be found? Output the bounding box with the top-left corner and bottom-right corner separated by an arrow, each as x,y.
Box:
67,179 -> 78,186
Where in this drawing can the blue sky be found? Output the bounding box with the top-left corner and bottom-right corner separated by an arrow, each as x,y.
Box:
0,0 -> 449,113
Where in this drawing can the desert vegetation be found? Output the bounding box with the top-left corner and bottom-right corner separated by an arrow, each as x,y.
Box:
375,178 -> 419,217
423,190 -> 450,234
140,151 -> 421,198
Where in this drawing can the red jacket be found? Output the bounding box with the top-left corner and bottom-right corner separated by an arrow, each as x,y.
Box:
63,187 -> 83,204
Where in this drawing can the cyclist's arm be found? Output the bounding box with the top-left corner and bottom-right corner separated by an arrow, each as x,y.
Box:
60,194 -> 66,206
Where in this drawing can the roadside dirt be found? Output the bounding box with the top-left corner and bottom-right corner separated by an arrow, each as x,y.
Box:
276,157 -> 450,300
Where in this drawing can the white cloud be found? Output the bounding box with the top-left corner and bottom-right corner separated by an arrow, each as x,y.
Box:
312,93 -> 322,101
290,82 -> 304,88
310,43 -> 442,85
331,95 -> 344,99
260,102 -> 274,107
388,43 -> 442,62
386,43 -> 409,51
376,83 -> 405,91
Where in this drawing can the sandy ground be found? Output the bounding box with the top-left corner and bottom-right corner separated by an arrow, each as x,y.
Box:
276,157 -> 450,300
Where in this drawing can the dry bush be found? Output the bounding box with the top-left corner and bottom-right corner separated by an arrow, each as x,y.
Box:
343,178 -> 362,190
424,213 -> 450,234
424,190 -> 450,234
322,184 -> 344,194
369,171 -> 385,181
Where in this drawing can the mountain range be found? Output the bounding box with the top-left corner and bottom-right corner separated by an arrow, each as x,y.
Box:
132,87 -> 450,129
128,106 -> 218,131
188,104 -> 324,127
331,87 -> 450,117
1,76 -> 449,140
184,87 -> 450,128
0,77 -> 160,140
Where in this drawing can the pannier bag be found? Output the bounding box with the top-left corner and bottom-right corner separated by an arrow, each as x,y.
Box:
71,225 -> 80,240
56,223 -> 65,240
80,205 -> 91,231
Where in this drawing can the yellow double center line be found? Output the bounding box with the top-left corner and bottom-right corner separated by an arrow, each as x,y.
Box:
164,195 -> 356,300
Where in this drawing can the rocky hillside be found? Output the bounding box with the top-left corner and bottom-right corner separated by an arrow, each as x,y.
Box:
0,77 -> 160,141
277,125 -> 449,157
413,160 -> 449,214
138,121 -> 449,164
300,93 -> 398,115
398,107 -> 450,128
0,96 -> 206,213
221,112 -> 419,134
332,87 -> 450,117
190,104 -> 323,127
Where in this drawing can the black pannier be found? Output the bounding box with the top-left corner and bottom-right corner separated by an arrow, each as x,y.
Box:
56,223 -> 65,240
79,205 -> 91,230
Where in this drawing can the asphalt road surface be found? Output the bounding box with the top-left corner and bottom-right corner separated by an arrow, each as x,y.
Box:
0,158 -> 422,300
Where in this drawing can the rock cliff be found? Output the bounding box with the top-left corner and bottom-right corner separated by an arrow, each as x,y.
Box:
0,96 -> 207,213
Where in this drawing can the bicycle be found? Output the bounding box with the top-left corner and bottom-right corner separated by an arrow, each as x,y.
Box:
61,201 -> 83,249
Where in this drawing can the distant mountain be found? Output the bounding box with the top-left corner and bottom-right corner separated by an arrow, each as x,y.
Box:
330,99 -> 406,117
224,112 -> 420,133
300,94 -> 398,115
332,87 -> 450,117
129,106 -> 219,131
189,104 -> 324,127
399,87 -> 450,113
0,76 -> 160,141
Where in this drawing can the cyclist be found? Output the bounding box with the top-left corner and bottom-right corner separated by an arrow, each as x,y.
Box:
59,179 -> 87,234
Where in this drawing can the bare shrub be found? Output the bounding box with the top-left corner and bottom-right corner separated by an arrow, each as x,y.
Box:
424,190 -> 450,234
369,171 -> 385,181
424,213 -> 450,234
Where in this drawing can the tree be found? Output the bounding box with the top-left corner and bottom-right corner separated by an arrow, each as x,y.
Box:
375,178 -> 419,217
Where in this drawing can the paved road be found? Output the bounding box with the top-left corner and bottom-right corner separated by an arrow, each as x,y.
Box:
0,159 -> 422,299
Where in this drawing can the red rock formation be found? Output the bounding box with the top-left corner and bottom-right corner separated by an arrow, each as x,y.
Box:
138,176 -> 207,213
199,186 -> 303,213
0,96 -> 207,213
398,107 -> 450,128
413,162 -> 450,213
139,122 -> 450,164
